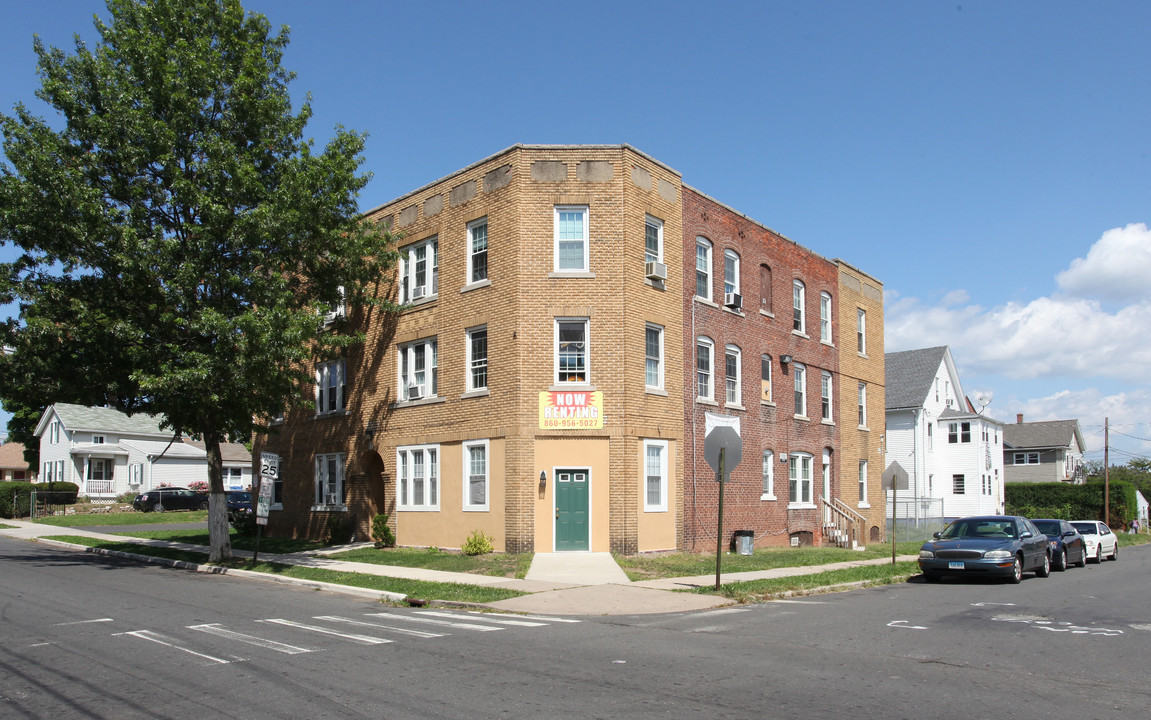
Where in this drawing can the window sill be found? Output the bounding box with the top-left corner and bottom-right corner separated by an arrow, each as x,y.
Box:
644,278 -> 666,291
725,403 -> 746,411
549,384 -> 596,392
403,294 -> 438,309
696,398 -> 719,407
310,504 -> 347,512
793,414 -> 810,421
792,330 -> 809,339
313,410 -> 351,420
694,296 -> 718,309
398,506 -> 441,512
821,419 -> 835,426
722,306 -> 745,317
394,396 -> 447,409
760,494 -> 777,502
548,271 -> 596,279
760,399 -> 776,407
858,425 -> 870,432
461,279 -> 491,293
759,309 -> 774,319
461,389 -> 490,399
858,502 -> 871,509
645,387 -> 668,397
858,352 -> 868,359
821,340 -> 835,348
462,506 -> 490,513
787,503 -> 817,510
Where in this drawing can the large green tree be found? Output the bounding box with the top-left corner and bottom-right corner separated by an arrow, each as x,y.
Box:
0,0 -> 396,560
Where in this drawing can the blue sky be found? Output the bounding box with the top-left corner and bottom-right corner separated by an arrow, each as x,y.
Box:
2,1 -> 1150,463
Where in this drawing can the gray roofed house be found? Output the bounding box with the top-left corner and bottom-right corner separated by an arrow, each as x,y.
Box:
1003,415 -> 1086,484
885,346 -> 951,411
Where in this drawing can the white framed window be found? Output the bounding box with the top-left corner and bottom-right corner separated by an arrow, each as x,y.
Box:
50,421 -> 60,444
322,285 -> 346,325
760,355 -> 772,403
92,435 -> 105,444
820,292 -> 832,343
555,319 -> 589,384
223,467 -> 242,486
397,445 -> 439,510
314,453 -> 345,508
462,440 -> 489,511
87,458 -> 111,482
948,421 -> 971,443
761,449 -> 775,500
316,359 -> 347,414
1014,452 -> 1040,465
398,338 -> 438,401
645,323 -> 664,390
859,460 -> 869,506
723,249 -> 740,297
793,363 -> 807,417
725,345 -> 741,405
789,452 -> 814,506
696,337 -> 714,401
643,439 -> 669,512
467,218 -> 488,285
793,280 -> 806,333
858,382 -> 867,427
466,326 -> 488,392
857,308 -> 867,354
398,236 -> 438,303
820,371 -> 832,421
554,205 -> 589,272
695,237 -> 712,300
645,216 -> 663,264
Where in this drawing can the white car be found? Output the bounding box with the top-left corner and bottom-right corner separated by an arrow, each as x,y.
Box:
1070,520 -> 1118,563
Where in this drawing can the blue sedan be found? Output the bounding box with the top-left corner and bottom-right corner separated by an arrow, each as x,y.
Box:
919,515 -> 1051,584
1031,518 -> 1087,570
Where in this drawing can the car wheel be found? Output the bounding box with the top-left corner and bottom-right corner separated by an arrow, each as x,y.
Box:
1075,548 -> 1087,568
1036,552 -> 1051,578
1009,556 -> 1023,584
152,502 -> 164,513
1110,543 -> 1119,561
198,501 -> 209,511
1092,545 -> 1102,563
1054,548 -> 1067,571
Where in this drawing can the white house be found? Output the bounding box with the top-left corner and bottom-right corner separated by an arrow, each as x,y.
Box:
33,403 -> 252,500
884,346 -> 1005,521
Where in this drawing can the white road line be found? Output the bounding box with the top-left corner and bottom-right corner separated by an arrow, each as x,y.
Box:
364,612 -> 502,632
887,620 -> 927,630
257,619 -> 393,645
54,618 -> 114,626
189,624 -> 314,654
692,608 -> 752,616
771,600 -> 830,604
115,630 -> 232,664
417,610 -> 545,627
313,616 -> 445,638
466,611 -> 582,624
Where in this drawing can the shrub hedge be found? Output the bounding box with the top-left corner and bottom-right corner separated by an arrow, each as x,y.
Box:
0,481 -> 80,518
1005,480 -> 1136,528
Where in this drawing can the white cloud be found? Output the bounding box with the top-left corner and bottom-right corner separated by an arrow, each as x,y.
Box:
999,387 -> 1151,457
1056,223 -> 1151,304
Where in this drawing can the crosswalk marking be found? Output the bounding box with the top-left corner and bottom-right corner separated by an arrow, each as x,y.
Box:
115,630 -> 232,665
363,612 -> 502,632
312,615 -> 445,638
468,612 -> 581,624
257,619 -> 393,645
189,624 -> 314,654
417,611 -> 547,628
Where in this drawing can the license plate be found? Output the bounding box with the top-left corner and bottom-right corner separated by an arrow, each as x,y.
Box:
948,561 -> 965,570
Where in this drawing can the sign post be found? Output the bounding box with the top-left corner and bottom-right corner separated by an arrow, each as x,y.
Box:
254,452 -> 278,563
883,462 -> 910,565
704,413 -> 742,591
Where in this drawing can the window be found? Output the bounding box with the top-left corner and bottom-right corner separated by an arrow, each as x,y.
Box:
859,460 -> 869,505
820,371 -> 832,421
723,250 -> 740,297
555,319 -> 588,384
1014,452 -> 1040,465
554,206 -> 589,271
759,265 -> 772,313
858,383 -> 867,427
398,236 -> 438,303
725,345 -> 741,405
793,363 -> 807,417
793,280 -> 806,333
323,285 -> 346,325
953,473 -> 965,495
50,422 -> 60,444
820,292 -> 832,343
314,453 -> 345,508
695,237 -> 712,299
643,439 -> 669,512
644,216 -> 663,264
399,338 -> 438,401
857,309 -> 867,354
645,324 -> 664,390
223,467 -> 242,486
87,459 -> 111,482
696,337 -> 714,400
467,327 -> 488,392
316,360 -> 347,414
92,435 -> 105,444
463,440 -> 489,511
467,218 -> 488,284
397,445 -> 439,510
928,423 -> 934,450
762,449 -> 775,499
947,421 -> 971,443
789,452 -> 813,506
760,355 -> 772,403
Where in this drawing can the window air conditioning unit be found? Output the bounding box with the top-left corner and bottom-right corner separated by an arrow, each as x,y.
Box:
645,261 -> 667,281
412,286 -> 426,300
407,383 -> 422,401
325,493 -> 339,506
724,292 -> 742,309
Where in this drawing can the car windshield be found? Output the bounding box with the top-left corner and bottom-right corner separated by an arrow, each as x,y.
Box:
1071,523 -> 1097,535
229,492 -> 251,502
939,519 -> 1017,539
1033,521 -> 1062,535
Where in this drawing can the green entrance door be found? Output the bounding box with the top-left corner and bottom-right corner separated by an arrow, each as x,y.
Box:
555,468 -> 589,551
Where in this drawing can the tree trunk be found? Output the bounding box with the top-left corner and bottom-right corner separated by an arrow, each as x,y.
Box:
204,435 -> 233,562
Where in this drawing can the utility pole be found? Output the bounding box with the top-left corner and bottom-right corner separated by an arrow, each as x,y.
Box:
1104,417 -> 1110,524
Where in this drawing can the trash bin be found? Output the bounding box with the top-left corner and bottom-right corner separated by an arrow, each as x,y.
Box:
734,530 -> 754,555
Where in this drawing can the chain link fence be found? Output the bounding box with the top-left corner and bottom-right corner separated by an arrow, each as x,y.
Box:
885,498 -> 947,543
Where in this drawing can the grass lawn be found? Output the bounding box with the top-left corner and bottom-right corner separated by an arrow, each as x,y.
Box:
1116,530 -> 1151,548
0,523 -> 16,530
110,528 -> 323,555
33,510 -> 208,526
697,560 -> 922,601
327,546 -> 534,579
41,535 -> 527,604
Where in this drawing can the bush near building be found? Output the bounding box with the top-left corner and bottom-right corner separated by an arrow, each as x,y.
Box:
1006,480 -> 1137,527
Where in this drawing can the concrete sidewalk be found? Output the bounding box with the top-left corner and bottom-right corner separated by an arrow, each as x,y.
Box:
0,519 -> 915,616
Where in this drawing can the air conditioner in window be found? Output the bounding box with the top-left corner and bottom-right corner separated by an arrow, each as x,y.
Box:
645,261 -> 667,281
724,292 -> 742,309
406,383 -> 422,401
325,493 -> 339,506
412,286 -> 426,300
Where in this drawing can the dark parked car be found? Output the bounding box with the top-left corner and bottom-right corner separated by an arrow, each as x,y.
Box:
225,490 -> 253,522
1031,518 -> 1087,570
133,487 -> 208,513
919,515 -> 1051,583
